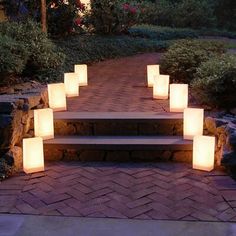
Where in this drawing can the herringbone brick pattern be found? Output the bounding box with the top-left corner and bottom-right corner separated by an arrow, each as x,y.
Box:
1,162 -> 236,222
67,53 -> 169,112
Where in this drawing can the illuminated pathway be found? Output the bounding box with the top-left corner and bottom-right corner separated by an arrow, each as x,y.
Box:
67,53 -> 169,112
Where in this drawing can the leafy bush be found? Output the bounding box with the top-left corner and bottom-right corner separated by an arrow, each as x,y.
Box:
3,0 -> 86,37
129,25 -> 198,40
173,0 -> 216,29
160,39 -> 226,83
85,0 -> 142,34
191,54 -> 236,108
47,0 -> 86,36
0,34 -> 28,78
0,20 -> 65,81
215,0 -> 236,31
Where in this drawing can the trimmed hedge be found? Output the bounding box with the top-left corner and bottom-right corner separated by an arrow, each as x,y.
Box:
129,25 -> 199,40
160,39 -> 226,83
191,54 -> 236,109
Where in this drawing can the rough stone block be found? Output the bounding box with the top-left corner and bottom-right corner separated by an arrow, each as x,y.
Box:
54,121 -> 76,135
44,148 -> 64,161
75,122 -> 93,135
63,149 -> 79,161
106,151 -> 130,162
94,122 -> 138,136
79,150 -> 105,161
131,150 -> 170,161
172,151 -> 192,163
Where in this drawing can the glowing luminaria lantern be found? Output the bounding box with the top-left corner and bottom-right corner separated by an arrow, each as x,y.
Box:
74,64 -> 88,86
193,135 -> 215,171
153,75 -> 170,99
64,73 -> 79,97
48,83 -> 67,111
147,65 -> 160,87
34,108 -> 54,140
184,108 -> 204,140
23,137 -> 44,174
170,84 -> 188,112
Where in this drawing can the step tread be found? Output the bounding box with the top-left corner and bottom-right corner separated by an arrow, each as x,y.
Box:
44,136 -> 192,150
54,112 -> 183,122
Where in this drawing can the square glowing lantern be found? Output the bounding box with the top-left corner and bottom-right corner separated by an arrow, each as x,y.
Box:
193,135 -> 215,172
170,84 -> 188,112
153,75 -> 170,99
74,64 -> 88,86
64,73 -> 79,97
34,108 -> 54,140
147,65 -> 160,87
184,108 -> 204,140
23,137 -> 44,174
48,83 -> 67,111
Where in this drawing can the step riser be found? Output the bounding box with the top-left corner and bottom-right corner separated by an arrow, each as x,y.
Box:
54,120 -> 183,136
44,148 -> 192,163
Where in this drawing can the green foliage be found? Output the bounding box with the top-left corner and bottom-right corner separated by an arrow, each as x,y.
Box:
173,0 -> 216,29
0,34 -> 28,77
47,0 -> 86,37
129,25 -> 199,40
85,0 -> 142,34
160,39 -> 226,83
215,0 -> 236,31
0,20 -> 65,81
191,54 -> 236,108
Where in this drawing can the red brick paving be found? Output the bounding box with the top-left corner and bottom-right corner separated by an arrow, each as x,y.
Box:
1,162 -> 236,221
67,53 -> 169,112
1,53 -> 236,221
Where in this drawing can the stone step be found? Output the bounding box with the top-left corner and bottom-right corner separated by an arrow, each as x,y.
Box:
44,136 -> 192,162
54,112 -> 183,136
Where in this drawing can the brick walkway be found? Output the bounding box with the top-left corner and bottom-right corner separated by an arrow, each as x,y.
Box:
1,53 -> 236,222
68,53 -> 169,112
1,162 -> 236,221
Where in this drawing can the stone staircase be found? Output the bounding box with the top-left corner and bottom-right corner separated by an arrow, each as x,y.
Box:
44,112 -> 193,162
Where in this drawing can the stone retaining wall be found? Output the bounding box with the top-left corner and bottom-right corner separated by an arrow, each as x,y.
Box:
204,115 -> 236,170
0,88 -> 48,178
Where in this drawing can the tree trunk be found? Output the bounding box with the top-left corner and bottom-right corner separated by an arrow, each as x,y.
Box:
41,0 -> 47,33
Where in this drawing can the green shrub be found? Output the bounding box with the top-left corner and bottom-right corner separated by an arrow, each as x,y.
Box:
215,0 -> 236,31
0,34 -> 28,79
129,25 -> 199,40
173,0 -> 216,29
0,20 -> 65,81
160,39 -> 226,83
191,54 -> 236,108
85,0 -> 142,34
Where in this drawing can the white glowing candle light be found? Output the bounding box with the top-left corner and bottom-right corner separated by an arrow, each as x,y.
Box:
34,108 -> 54,140
170,84 -> 188,112
74,64 -> 88,86
147,65 -> 160,87
193,135 -> 215,171
64,73 -> 79,97
23,137 -> 44,174
48,83 -> 67,111
184,108 -> 204,140
153,75 -> 170,99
